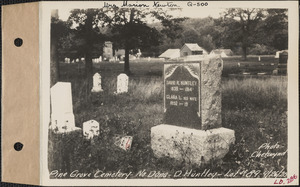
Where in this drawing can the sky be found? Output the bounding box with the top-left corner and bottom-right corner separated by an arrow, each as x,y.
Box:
58,8 -> 224,22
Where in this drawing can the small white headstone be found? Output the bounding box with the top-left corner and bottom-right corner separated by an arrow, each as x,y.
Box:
83,120 -> 100,139
99,56 -> 102,62
50,82 -> 77,133
91,73 -> 103,92
117,73 -> 129,94
258,56 -> 261,61
76,58 -> 79,63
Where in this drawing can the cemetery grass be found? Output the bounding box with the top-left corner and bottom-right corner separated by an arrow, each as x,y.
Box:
48,58 -> 287,178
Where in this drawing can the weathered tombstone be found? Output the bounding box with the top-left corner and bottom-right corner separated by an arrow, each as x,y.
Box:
50,82 -> 80,133
273,69 -> 278,75
151,57 -> 235,165
258,56 -> 261,61
117,73 -> 129,94
83,120 -> 100,139
99,56 -> 102,62
91,73 -> 103,92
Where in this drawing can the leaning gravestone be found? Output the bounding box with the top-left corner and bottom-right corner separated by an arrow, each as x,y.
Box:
91,73 -> 103,92
50,82 -> 80,133
117,73 -> 129,94
151,57 -> 235,165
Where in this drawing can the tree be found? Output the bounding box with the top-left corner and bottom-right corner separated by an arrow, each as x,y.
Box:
222,8 -> 266,60
51,10 -> 70,86
107,8 -> 161,74
68,9 -> 108,86
262,9 -> 288,50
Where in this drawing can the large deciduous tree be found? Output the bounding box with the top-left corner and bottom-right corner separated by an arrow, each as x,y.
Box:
51,10 -> 70,86
223,8 -> 265,60
262,9 -> 288,50
68,9 -> 108,86
107,8 -> 161,75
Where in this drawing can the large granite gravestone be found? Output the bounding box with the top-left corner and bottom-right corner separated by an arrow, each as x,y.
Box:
151,57 -> 235,165
50,82 -> 80,133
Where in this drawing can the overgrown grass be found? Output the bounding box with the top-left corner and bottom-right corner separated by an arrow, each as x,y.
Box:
48,60 -> 287,178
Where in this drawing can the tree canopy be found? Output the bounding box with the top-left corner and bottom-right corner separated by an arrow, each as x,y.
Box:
52,8 -> 288,77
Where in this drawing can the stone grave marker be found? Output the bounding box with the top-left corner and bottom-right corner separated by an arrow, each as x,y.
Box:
83,120 -> 100,139
50,82 -> 78,133
151,57 -> 235,165
117,73 -> 129,94
91,73 -> 103,92
164,63 -> 200,129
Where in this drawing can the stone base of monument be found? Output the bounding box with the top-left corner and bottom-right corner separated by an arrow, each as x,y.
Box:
151,124 -> 235,165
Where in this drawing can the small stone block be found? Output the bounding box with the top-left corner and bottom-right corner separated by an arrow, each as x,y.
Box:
83,120 -> 100,139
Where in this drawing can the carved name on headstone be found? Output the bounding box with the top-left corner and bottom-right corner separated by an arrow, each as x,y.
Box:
164,63 -> 200,129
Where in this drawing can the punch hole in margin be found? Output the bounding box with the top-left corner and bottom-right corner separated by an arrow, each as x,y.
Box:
14,142 -> 23,151
14,38 -> 23,47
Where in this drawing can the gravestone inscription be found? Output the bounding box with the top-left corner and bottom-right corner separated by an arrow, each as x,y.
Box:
164,63 -> 201,129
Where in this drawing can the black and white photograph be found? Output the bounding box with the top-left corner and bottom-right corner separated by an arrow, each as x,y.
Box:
39,1 -> 298,185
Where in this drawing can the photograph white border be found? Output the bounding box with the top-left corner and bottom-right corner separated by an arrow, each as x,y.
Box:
40,1 -> 299,186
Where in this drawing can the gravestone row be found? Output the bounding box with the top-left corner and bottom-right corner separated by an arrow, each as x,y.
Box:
50,73 -> 129,136
50,56 -> 235,165
91,73 -> 129,94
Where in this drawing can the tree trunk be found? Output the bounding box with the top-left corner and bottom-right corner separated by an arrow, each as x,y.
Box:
50,34 -> 60,87
85,53 -> 93,89
123,9 -> 135,75
84,10 -> 94,91
124,42 -> 130,75
242,45 -> 247,61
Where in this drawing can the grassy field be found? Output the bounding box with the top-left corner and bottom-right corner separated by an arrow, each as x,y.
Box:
48,56 -> 287,178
